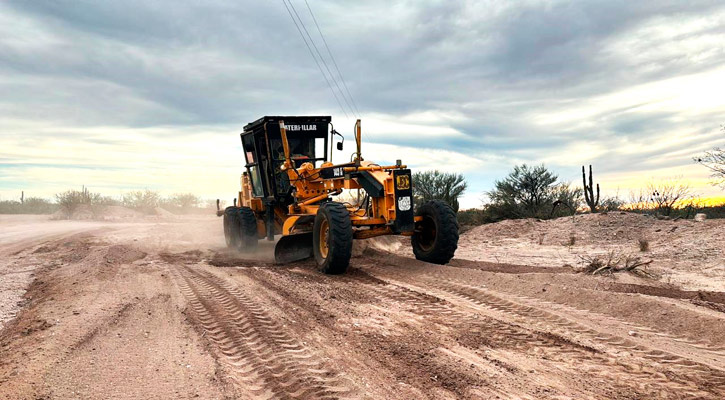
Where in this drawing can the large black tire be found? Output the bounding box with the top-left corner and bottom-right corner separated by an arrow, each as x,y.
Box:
237,207 -> 258,251
313,202 -> 352,274
223,207 -> 240,248
412,200 -> 458,264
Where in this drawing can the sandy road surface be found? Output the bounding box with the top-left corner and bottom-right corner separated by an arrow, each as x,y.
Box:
1,215 -> 724,399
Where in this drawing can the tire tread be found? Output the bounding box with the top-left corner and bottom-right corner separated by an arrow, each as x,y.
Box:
412,200 -> 458,264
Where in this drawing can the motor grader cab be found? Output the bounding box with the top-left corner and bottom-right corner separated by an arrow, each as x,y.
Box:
218,115 -> 459,274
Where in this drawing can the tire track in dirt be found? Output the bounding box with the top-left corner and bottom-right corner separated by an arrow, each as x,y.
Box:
503,291 -> 725,355
255,266 -> 704,399
366,253 -> 725,356
369,281 -> 718,398
239,267 -> 542,399
173,265 -> 355,399
358,259 -> 725,398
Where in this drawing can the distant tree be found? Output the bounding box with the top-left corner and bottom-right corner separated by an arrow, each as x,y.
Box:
599,195 -> 625,212
22,197 -> 56,214
161,193 -> 201,210
55,186 -> 100,217
0,197 -> 56,214
122,189 -> 160,213
695,124 -> 725,188
647,180 -> 691,216
412,170 -> 467,212
627,179 -> 693,216
486,164 -> 582,220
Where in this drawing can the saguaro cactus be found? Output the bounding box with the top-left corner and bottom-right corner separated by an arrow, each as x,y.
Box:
582,165 -> 600,213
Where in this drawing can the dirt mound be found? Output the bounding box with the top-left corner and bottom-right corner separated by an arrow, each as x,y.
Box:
82,245 -> 147,266
50,205 -> 144,220
50,204 -> 94,220
456,212 -> 725,291
153,207 -> 176,218
98,205 -> 143,220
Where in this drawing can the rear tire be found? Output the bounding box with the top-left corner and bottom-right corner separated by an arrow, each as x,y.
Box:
412,200 -> 458,264
237,207 -> 258,251
313,202 -> 352,274
223,207 -> 240,248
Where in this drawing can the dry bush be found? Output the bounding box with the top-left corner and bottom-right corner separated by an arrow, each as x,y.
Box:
55,187 -> 101,218
577,251 -> 652,275
159,193 -> 202,214
0,197 -> 56,214
567,233 -> 576,246
648,180 -> 691,216
694,124 -> 725,188
122,189 -> 160,214
638,238 -> 649,252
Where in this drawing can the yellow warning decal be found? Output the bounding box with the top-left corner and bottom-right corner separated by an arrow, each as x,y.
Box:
396,175 -> 410,190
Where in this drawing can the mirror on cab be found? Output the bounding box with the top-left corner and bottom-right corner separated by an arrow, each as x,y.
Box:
337,142 -> 343,151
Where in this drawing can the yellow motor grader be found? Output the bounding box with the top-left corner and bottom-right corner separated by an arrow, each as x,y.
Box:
217,116 -> 458,274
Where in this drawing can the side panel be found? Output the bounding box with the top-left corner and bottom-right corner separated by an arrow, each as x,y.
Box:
392,169 -> 414,233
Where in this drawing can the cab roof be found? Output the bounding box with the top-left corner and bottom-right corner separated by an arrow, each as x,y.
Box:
243,116 -> 331,132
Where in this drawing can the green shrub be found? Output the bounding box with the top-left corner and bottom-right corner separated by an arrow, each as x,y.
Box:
0,197 -> 57,214
122,190 -> 160,213
486,164 -> 582,221
159,193 -> 202,214
412,170 -> 467,212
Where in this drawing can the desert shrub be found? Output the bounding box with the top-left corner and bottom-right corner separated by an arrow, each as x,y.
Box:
23,197 -> 56,214
94,196 -> 122,206
486,164 -> 582,221
648,180 -> 691,216
599,195 -> 626,212
0,197 -> 57,214
159,193 -> 202,214
456,208 -> 490,226
578,251 -> 652,275
122,190 -> 160,213
701,204 -> 725,218
55,187 -> 101,217
638,238 -> 649,252
0,200 -> 22,214
694,124 -> 725,188
626,179 -> 699,218
567,234 -> 576,247
412,170 -> 467,212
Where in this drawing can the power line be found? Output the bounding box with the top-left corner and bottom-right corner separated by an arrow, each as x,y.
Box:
304,0 -> 361,116
286,0 -> 356,118
281,0 -> 349,118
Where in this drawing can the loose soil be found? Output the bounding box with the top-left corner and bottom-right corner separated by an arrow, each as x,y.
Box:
0,214 -> 723,399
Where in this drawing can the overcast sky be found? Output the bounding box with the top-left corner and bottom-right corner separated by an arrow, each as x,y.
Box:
1,0 -> 724,208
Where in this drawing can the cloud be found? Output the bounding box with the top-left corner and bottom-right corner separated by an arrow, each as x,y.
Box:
1,0 -> 725,209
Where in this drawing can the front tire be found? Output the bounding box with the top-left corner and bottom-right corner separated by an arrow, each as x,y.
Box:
223,207 -> 240,248
313,202 -> 352,274
412,200 -> 458,264
237,207 -> 259,251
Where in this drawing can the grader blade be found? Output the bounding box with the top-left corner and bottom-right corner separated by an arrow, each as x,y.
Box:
274,232 -> 313,264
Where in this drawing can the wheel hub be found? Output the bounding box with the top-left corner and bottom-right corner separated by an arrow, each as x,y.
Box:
319,219 -> 329,258
417,215 -> 436,251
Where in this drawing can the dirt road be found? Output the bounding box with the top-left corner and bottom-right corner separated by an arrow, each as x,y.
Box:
1,216 -> 724,399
